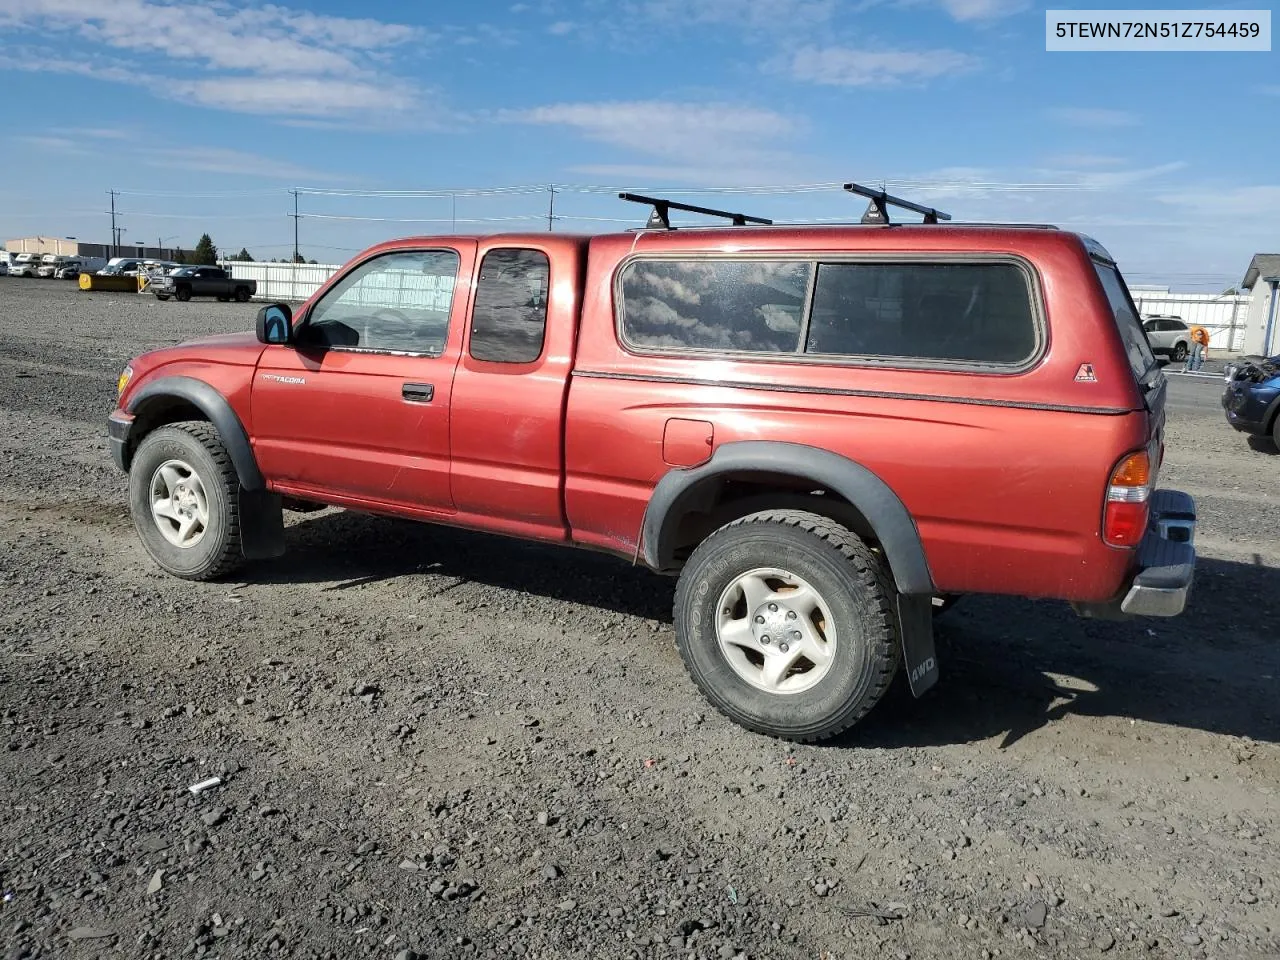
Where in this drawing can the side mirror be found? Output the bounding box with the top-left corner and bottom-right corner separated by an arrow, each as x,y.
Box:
256,303 -> 293,345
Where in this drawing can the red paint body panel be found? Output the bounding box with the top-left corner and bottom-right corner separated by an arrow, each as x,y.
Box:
114,225 -> 1163,606
663,419 -> 715,467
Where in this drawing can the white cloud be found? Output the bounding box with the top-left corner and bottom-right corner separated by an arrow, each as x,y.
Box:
547,20 -> 576,35
52,126 -> 133,141
789,45 -> 979,86
1048,107 -> 1140,128
169,76 -> 419,118
0,0 -> 424,121
506,100 -> 805,184
636,0 -> 835,31
931,0 -> 1027,21
1046,153 -> 1127,168
145,146 -> 339,182
11,135 -> 84,153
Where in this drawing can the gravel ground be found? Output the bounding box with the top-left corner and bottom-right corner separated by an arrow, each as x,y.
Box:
1,277 -> 1277,960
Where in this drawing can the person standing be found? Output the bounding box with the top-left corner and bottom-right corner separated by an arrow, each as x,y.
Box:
1186,325 -> 1210,372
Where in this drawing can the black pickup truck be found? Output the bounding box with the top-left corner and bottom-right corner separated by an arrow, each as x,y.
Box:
153,266 -> 257,303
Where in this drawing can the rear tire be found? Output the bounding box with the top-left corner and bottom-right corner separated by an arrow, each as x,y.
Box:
234,287 -> 251,302
128,421 -> 243,580
1172,342 -> 1188,362
673,509 -> 900,742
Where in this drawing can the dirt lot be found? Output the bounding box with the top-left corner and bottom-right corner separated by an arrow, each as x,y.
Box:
0,278 -> 1277,960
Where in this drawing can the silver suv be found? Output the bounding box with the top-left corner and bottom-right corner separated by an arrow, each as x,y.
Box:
1142,315 -> 1190,362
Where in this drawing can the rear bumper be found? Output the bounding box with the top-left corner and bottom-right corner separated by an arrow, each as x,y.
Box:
1073,489 -> 1196,619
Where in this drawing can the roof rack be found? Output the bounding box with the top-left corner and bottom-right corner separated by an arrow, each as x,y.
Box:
844,182 -> 951,225
618,192 -> 772,229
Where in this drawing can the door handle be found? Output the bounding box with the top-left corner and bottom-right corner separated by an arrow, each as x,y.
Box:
402,382 -> 434,403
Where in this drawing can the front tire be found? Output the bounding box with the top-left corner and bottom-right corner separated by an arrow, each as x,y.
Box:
175,286 -> 192,302
128,421 -> 243,580
674,510 -> 900,742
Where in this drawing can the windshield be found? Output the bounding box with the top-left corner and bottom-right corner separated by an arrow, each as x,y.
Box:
1094,262 -> 1157,381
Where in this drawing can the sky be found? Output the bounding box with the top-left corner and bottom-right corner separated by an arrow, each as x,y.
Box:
0,0 -> 1276,289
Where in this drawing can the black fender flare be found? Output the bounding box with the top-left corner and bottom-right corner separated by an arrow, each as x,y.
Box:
125,375 -> 265,491
1263,392 -> 1280,435
640,440 -> 935,596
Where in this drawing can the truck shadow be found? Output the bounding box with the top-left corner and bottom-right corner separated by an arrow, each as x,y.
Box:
257,511 -> 1280,749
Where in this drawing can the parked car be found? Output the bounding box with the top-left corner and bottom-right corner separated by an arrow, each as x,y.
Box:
1141,315 -> 1191,362
0,261 -> 8,277
1222,354 -> 1280,445
106,188 -> 1196,742
57,256 -> 106,279
152,266 -> 255,302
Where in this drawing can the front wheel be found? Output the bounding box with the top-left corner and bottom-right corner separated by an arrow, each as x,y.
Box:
175,286 -> 192,302
128,421 -> 243,580
674,510 -> 900,742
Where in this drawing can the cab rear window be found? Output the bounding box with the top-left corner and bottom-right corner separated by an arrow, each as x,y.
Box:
1094,264 -> 1156,380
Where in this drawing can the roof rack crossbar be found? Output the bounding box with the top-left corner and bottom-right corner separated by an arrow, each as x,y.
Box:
843,182 -> 952,225
618,192 -> 772,229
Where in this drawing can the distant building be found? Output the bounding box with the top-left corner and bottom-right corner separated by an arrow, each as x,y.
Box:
1240,254 -> 1280,355
5,236 -> 191,261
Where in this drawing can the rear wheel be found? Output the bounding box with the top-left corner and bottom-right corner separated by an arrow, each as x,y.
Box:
673,509 -> 900,742
1172,342 -> 1188,362
128,421 -> 243,580
234,287 -> 251,302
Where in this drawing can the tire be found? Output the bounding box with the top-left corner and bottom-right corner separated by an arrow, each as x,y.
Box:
234,287 -> 251,302
673,509 -> 900,742
1172,342 -> 1188,362
128,421 -> 243,581
175,286 -> 192,302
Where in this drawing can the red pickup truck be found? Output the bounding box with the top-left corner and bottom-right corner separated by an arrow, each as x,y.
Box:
107,189 -> 1196,742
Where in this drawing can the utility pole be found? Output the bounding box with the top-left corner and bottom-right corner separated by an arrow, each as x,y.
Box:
290,189 -> 300,263
546,183 -> 557,232
108,189 -> 119,257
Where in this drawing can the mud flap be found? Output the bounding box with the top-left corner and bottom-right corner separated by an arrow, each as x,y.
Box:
239,489 -> 285,560
897,594 -> 938,697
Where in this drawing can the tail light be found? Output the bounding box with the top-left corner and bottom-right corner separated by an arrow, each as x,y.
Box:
1103,450 -> 1150,547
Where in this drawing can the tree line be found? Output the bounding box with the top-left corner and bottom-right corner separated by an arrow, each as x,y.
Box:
178,234 -> 316,265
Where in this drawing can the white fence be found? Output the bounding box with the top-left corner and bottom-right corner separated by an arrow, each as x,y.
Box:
1128,290 -> 1251,352
219,260 -> 341,303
